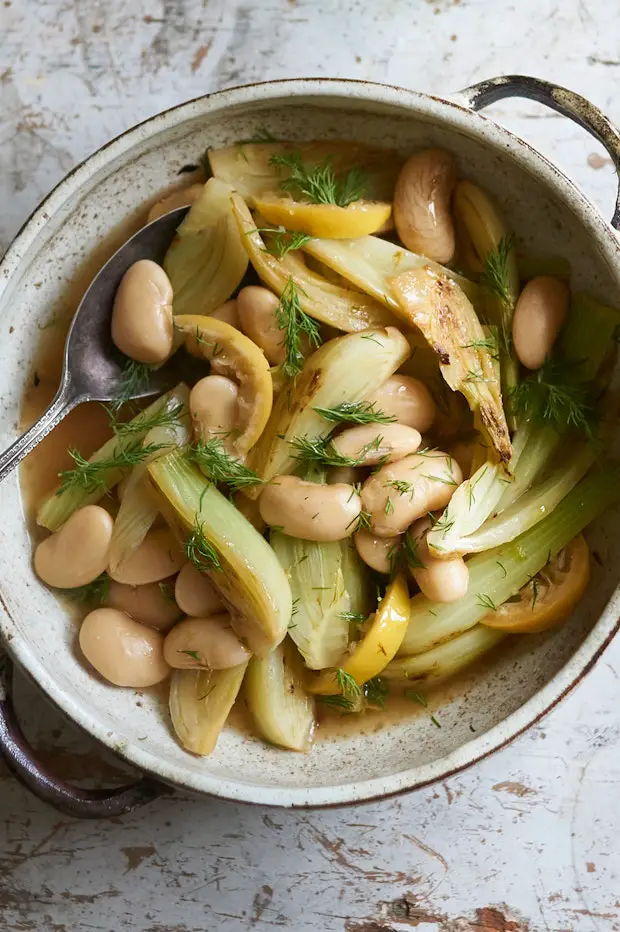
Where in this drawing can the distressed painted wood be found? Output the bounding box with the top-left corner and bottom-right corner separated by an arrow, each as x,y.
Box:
1,0 -> 620,929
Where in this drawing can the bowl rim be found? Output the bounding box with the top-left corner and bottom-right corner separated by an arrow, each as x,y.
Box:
2,76 -> 620,808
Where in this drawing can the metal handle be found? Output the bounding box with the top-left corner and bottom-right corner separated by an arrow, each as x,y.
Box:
451,74 -> 620,230
0,383 -> 80,484
0,653 -> 169,818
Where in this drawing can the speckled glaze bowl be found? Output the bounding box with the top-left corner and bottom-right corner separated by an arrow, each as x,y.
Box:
1,76 -> 620,817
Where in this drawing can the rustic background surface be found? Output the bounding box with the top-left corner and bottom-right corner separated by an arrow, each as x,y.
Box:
2,1 -> 620,930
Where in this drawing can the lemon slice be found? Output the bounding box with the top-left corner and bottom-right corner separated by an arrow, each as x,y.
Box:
480,534 -> 590,633
175,314 -> 273,455
254,195 -> 392,239
308,575 -> 410,694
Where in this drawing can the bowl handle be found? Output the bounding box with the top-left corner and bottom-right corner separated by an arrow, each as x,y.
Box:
450,74 -> 620,230
0,653 -> 171,818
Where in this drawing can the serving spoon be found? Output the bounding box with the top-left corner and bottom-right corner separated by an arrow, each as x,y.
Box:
0,206 -> 192,485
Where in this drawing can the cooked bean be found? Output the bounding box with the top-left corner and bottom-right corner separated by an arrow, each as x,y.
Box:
189,375 -> 239,444
365,375 -> 436,433
237,286 -> 285,364
174,563 -> 225,617
354,530 -> 400,574
108,527 -> 184,585
147,183 -> 204,223
393,149 -> 457,263
79,608 -> 170,687
361,450 -> 462,537
34,505 -> 113,589
448,439 -> 477,479
111,259 -> 173,365
163,614 -> 250,670
259,476 -> 361,541
408,517 -> 469,602
209,298 -> 242,330
107,578 -> 181,630
512,276 -> 569,370
332,423 -> 421,465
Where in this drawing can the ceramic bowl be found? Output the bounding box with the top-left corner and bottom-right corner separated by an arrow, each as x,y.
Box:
1,76 -> 620,814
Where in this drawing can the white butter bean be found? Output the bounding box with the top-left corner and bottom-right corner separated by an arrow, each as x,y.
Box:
107,578 -> 181,630
190,375 -> 239,444
34,505 -> 113,589
209,299 -> 242,330
111,260 -> 173,364
79,608 -> 170,687
108,527 -> 184,586
259,476 -> 361,541
332,423 -> 421,465
393,149 -> 457,264
163,614 -> 250,670
365,375 -> 436,433
354,530 -> 400,574
512,276 -> 569,370
174,563 -> 225,617
408,517 -> 469,602
237,286 -> 285,364
361,450 -> 462,537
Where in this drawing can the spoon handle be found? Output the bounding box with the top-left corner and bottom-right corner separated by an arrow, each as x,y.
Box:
0,385 -> 81,484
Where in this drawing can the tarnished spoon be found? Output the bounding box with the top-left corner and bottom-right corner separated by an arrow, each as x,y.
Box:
0,206 -> 192,484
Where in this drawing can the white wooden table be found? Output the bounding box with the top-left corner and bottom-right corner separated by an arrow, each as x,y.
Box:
2,2 -> 620,929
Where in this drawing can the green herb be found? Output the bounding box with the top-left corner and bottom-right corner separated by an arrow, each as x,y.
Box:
275,277 -> 322,379
321,694 -> 356,713
290,435 -> 360,468
158,582 -> 176,603
384,479 -> 415,498
338,611 -> 366,624
256,226 -> 313,258
384,496 -> 394,517
269,152 -> 367,208
364,677 -> 389,710
187,440 -> 263,492
476,593 -> 497,612
111,360 -> 154,411
57,440 -> 166,496
336,668 -> 361,700
509,357 -> 598,440
481,234 -> 516,307
354,509 -> 373,533
405,690 -> 428,707
464,369 -> 495,384
421,473 -> 458,487
185,517 -> 222,572
402,533 -> 426,570
107,403 -> 186,438
313,401 -> 396,425
178,649 -> 202,663
58,572 -> 110,605
496,560 -> 507,578
360,334 -> 383,346
430,715 -> 442,728
462,336 -> 500,359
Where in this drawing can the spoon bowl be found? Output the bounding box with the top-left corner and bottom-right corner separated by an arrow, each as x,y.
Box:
0,205 -> 190,484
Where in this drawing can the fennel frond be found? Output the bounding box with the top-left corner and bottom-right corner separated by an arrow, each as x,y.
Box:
270,152 -> 368,208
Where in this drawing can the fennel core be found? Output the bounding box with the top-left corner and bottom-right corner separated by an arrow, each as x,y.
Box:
269,152 -> 368,208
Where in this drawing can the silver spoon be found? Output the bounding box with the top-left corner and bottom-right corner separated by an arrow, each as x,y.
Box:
0,206 -> 193,484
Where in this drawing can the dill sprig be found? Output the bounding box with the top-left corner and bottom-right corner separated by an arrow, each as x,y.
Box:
275,277 -> 322,379
405,689 -> 428,707
402,533 -> 426,570
313,401 -> 396,425
58,572 -> 110,605
509,357 -> 598,440
476,593 -> 497,612
106,403 -> 186,438
111,360 -> 154,411
185,517 -> 222,573
384,478 -> 415,498
270,152 -> 367,208
364,677 -> 389,710
57,439 -> 166,496
187,439 -> 263,492
256,226 -> 313,258
462,336 -> 500,359
290,435 -> 359,468
481,234 -> 516,307
338,611 -> 366,624
178,649 -> 202,664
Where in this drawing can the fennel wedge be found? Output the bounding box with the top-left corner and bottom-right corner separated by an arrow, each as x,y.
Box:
148,452 -> 292,655
247,326 -> 410,488
389,268 -> 512,464
399,464 -> 620,656
385,625 -> 505,685
37,384 -> 190,531
169,663 -> 248,755
271,534 -> 369,669
232,194 -> 396,332
301,233 -> 479,311
245,639 -> 316,751
163,178 -> 248,317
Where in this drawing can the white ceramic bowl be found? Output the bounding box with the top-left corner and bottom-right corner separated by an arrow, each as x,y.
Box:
1,76 -> 620,811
